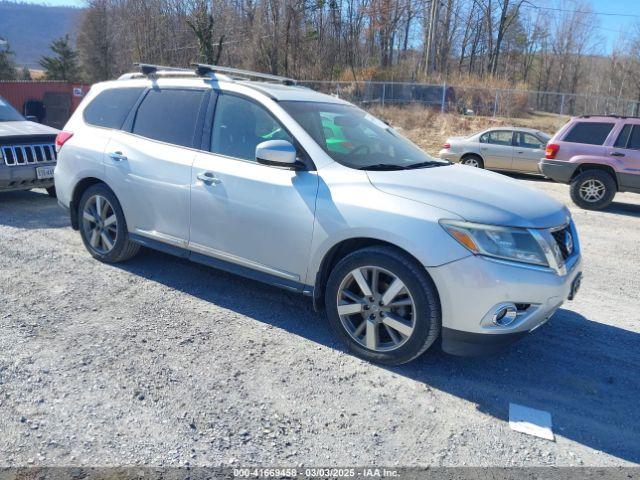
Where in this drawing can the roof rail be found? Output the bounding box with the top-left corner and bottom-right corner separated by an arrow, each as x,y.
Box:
192,63 -> 296,85
118,63 -> 197,80
579,114 -> 640,119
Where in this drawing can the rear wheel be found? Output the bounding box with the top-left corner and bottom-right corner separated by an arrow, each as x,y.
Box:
570,170 -> 616,210
325,246 -> 441,365
78,184 -> 140,263
461,154 -> 484,168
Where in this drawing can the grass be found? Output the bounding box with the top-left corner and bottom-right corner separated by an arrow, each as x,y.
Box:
366,105 -> 570,156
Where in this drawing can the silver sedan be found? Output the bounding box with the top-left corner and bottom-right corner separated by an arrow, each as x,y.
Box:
439,127 -> 551,174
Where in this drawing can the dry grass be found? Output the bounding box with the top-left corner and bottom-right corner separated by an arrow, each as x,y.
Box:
367,105 -> 570,155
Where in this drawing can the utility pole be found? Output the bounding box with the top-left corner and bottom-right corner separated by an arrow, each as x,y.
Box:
424,0 -> 439,76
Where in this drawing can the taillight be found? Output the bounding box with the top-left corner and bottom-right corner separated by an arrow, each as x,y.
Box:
545,143 -> 559,159
443,143 -> 451,149
55,131 -> 74,152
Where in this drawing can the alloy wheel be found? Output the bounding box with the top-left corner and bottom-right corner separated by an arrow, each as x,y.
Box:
82,195 -> 118,254
463,158 -> 480,167
579,179 -> 606,202
336,266 -> 416,352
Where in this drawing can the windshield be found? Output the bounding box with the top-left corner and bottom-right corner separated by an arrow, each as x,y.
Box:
538,132 -> 551,142
280,101 -> 448,170
0,97 -> 25,122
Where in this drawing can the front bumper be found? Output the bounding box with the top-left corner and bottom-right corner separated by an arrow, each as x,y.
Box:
0,163 -> 55,191
429,252 -> 582,356
539,159 -> 579,183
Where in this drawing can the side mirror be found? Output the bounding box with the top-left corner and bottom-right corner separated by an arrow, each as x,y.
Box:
256,140 -> 300,169
25,115 -> 39,123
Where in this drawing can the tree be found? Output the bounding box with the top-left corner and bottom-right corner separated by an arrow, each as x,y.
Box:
77,0 -> 115,82
39,34 -> 81,81
20,66 -> 32,80
0,43 -> 17,80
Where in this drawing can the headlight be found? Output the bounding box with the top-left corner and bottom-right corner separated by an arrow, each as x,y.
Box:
440,220 -> 549,267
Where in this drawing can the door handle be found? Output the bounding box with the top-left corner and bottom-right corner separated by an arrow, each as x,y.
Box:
516,150 -> 524,154
108,151 -> 128,162
610,151 -> 625,157
197,171 -> 222,186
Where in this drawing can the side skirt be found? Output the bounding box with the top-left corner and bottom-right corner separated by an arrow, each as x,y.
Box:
128,233 -> 313,295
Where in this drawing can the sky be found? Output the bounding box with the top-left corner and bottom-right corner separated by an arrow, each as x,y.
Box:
12,0 -> 640,53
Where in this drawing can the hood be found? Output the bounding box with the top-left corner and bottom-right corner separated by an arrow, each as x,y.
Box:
0,121 -> 59,138
367,164 -> 569,229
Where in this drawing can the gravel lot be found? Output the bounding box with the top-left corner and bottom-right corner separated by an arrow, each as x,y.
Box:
1,176 -> 639,468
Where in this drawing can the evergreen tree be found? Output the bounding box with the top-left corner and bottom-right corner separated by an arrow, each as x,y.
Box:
20,66 -> 32,80
0,43 -> 17,80
39,35 -> 81,81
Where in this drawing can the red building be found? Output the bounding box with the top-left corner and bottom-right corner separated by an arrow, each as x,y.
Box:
0,81 -> 90,129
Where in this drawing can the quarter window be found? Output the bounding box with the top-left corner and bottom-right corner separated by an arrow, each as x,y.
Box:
563,122 -> 614,145
84,87 -> 144,129
132,89 -> 206,148
211,94 -> 293,161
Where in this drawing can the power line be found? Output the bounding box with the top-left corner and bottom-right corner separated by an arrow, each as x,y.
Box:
522,2 -> 640,19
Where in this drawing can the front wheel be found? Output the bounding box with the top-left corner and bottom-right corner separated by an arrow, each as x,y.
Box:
570,170 -> 616,210
325,246 -> 441,365
46,186 -> 56,198
78,184 -> 140,263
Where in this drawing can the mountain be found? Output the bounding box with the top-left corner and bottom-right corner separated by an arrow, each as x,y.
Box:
0,1 -> 83,68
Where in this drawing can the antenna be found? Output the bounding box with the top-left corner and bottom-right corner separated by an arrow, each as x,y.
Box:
192,63 -> 296,85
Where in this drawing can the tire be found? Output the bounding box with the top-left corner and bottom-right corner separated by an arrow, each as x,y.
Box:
570,169 -> 616,210
461,154 -> 484,168
78,183 -> 140,263
324,246 -> 441,365
46,186 -> 57,198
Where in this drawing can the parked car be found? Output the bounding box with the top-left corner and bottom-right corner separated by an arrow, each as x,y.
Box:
540,115 -> 640,210
54,65 -> 582,364
439,127 -> 551,175
0,95 -> 59,196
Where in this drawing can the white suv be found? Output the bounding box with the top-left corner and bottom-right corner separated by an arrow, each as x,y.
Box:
54,64 -> 582,364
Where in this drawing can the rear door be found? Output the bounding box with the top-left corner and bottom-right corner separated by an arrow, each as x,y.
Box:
513,131 -> 545,173
479,130 -> 514,170
610,123 -> 640,191
104,87 -> 208,247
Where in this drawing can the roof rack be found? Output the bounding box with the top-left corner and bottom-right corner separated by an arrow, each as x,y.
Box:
192,63 -> 297,85
118,63 -> 197,80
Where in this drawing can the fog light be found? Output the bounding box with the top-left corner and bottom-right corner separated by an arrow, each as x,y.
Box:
492,303 -> 518,326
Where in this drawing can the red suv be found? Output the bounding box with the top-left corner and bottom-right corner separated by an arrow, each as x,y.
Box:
539,115 -> 640,209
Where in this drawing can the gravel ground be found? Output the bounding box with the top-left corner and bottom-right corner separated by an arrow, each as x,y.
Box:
0,177 -> 639,468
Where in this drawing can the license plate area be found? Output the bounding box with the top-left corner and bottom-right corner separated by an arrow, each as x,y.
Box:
36,166 -> 55,180
568,272 -> 582,301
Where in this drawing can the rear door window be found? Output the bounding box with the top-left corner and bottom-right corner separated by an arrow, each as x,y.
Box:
484,130 -> 513,146
84,87 -> 144,129
132,89 -> 206,148
563,122 -> 614,145
515,132 -> 543,149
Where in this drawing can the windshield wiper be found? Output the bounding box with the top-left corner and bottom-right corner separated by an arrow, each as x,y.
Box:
404,160 -> 450,169
358,164 -> 408,171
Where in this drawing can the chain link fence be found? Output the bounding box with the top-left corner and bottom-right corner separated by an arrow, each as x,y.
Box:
298,81 -> 640,118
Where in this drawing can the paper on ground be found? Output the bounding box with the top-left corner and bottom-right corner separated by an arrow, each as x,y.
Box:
509,403 -> 555,441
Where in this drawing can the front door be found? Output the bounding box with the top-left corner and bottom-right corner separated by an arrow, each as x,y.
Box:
513,131 -> 545,173
479,130 -> 514,170
189,92 -> 318,288
610,123 -> 640,191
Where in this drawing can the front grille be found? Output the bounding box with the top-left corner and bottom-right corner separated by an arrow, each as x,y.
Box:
551,225 -> 573,260
1,144 -> 56,166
